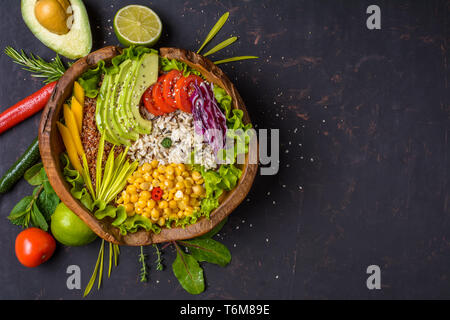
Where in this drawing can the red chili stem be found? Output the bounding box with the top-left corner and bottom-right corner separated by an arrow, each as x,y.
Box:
0,81 -> 57,135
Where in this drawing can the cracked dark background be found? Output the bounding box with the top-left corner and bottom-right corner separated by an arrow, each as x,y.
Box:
0,0 -> 449,299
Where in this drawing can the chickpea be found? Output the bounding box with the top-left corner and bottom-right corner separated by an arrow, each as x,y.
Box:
140,182 -> 150,191
163,208 -> 172,216
127,176 -> 135,184
135,206 -> 143,215
170,214 -> 178,220
192,185 -> 203,195
174,190 -> 184,200
143,208 -> 151,219
165,174 -> 175,181
136,199 -> 147,208
169,200 -> 178,209
166,166 -> 175,175
175,182 -> 184,190
177,211 -> 185,218
195,179 -> 205,185
126,185 -> 137,194
177,164 -> 186,172
142,163 -> 152,172
151,160 -> 159,168
184,179 -> 193,189
134,177 -> 144,185
140,191 -> 151,200
151,208 -> 160,220
159,200 -> 169,209
157,165 -> 166,174
157,217 -> 166,227
147,199 -> 156,209
191,171 -> 202,181
143,172 -> 153,182
130,194 -> 139,203
152,171 -> 159,179
163,180 -> 174,189
124,203 -> 134,214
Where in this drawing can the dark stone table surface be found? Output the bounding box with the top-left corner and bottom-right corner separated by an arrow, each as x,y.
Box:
0,0 -> 448,299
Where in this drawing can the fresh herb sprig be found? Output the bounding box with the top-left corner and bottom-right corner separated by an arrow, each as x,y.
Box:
8,163 -> 60,231
84,240 -> 120,297
196,12 -> 259,65
151,218 -> 230,295
139,246 -> 149,282
4,46 -> 67,84
153,244 -> 164,271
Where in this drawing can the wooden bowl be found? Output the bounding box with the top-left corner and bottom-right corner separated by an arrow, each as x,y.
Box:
39,46 -> 258,246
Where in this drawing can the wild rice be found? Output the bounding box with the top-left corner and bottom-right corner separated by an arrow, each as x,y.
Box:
128,110 -> 217,170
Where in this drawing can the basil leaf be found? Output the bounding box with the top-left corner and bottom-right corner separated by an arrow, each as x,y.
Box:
24,163 -> 43,186
179,238 -> 231,267
37,188 -> 60,220
172,246 -> 204,295
8,196 -> 33,227
31,202 -> 49,231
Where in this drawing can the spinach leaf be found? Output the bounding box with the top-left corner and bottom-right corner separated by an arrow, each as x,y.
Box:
172,244 -> 204,295
179,238 -> 231,267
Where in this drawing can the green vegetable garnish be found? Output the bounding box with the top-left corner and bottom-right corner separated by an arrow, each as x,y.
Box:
161,137 -> 172,148
8,163 -> 60,231
4,46 -> 66,84
197,12 -> 230,54
214,56 -> 259,65
203,36 -> 237,57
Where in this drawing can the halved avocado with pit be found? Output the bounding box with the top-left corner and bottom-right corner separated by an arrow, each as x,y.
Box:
21,0 -> 92,59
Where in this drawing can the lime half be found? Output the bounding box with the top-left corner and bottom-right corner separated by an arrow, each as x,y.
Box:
114,5 -> 162,47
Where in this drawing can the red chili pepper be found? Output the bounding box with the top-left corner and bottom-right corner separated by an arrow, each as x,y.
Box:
0,81 -> 57,135
151,187 -> 163,201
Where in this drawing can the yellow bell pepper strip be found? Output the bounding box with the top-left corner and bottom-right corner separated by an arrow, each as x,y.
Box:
63,104 -> 84,156
73,81 -> 85,106
71,96 -> 83,133
57,121 -> 83,174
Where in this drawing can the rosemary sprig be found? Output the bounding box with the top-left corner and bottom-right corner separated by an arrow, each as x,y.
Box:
4,46 -> 66,84
139,246 -> 148,282
153,244 -> 164,271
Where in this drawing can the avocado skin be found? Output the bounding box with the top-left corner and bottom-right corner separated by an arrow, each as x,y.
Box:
21,0 -> 92,59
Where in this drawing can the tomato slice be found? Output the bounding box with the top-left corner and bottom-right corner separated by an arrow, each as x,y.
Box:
153,75 -> 177,113
143,85 -> 165,116
174,75 -> 204,113
163,70 -> 183,108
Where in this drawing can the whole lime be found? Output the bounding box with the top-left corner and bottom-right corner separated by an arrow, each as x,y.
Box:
51,203 -> 97,246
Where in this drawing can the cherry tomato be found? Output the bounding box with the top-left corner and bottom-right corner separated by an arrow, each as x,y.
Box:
151,187 -> 163,201
153,75 -> 177,113
15,228 -> 56,268
162,70 -> 183,108
174,75 -> 204,113
143,85 -> 165,116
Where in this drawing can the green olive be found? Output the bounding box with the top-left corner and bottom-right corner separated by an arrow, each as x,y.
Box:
34,0 -> 71,35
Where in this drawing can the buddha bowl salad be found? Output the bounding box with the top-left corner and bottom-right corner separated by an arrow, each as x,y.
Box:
58,46 -> 252,236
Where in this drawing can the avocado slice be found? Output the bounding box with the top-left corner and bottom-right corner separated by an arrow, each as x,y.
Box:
114,60 -> 139,141
109,60 -> 139,141
96,74 -> 121,145
21,0 -> 92,59
124,53 -> 158,135
102,73 -> 130,146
